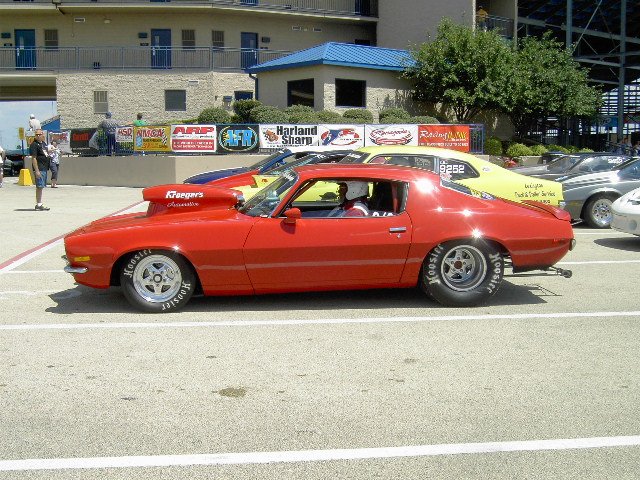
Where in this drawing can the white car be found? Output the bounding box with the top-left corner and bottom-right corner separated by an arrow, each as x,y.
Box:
611,186 -> 640,236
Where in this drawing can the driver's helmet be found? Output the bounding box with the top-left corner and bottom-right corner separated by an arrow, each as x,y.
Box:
345,181 -> 368,201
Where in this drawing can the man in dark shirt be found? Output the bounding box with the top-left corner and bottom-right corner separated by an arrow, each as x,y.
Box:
29,129 -> 51,211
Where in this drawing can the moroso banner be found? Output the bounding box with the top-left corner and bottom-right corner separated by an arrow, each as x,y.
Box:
171,124 -> 217,153
418,125 -> 471,152
365,124 -> 418,146
259,124 -> 319,148
217,124 -> 259,153
134,126 -> 171,152
318,125 -> 365,148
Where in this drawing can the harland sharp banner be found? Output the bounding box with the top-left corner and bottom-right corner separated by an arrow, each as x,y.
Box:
259,125 -> 320,149
134,126 -> 171,152
171,125 -> 217,153
365,125 -> 419,146
418,125 -> 471,152
318,125 -> 365,148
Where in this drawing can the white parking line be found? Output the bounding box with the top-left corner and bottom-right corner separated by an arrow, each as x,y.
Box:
1,435 -> 639,471
2,310 -> 639,331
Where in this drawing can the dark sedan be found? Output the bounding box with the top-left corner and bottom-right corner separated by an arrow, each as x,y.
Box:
512,153 -> 629,181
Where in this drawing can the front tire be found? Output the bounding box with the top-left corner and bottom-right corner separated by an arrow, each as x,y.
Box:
421,240 -> 503,307
584,195 -> 616,228
120,249 -> 195,313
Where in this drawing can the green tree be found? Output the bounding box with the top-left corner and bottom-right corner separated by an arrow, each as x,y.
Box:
510,33 -> 601,135
403,18 -> 514,122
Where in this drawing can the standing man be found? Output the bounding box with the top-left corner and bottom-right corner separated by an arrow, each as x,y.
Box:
28,114 -> 41,132
98,112 -> 119,155
30,129 -> 51,211
133,113 -> 147,126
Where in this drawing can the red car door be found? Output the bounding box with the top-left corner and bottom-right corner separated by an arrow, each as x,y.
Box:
243,213 -> 413,292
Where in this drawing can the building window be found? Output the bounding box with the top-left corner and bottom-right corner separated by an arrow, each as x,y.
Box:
354,39 -> 371,46
44,29 -> 58,50
93,90 -> 108,114
235,91 -> 253,100
182,29 -> 195,49
212,30 -> 224,49
165,89 -> 186,111
335,79 -> 366,108
287,79 -> 314,107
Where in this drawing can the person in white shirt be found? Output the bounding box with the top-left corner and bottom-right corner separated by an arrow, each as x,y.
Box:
48,141 -> 60,188
28,114 -> 41,132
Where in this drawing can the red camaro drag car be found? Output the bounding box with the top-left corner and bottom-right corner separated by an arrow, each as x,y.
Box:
64,164 -> 575,312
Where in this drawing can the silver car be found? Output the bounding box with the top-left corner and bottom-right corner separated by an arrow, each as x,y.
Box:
559,158 -> 640,228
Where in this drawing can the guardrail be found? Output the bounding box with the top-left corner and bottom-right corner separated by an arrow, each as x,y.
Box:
476,15 -> 514,38
0,0 -> 378,16
0,46 -> 291,71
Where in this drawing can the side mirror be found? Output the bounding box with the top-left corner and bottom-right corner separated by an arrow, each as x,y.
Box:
283,207 -> 302,225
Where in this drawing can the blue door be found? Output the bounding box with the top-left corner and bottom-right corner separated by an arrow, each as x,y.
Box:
241,32 -> 258,69
151,29 -> 171,69
15,29 -> 36,70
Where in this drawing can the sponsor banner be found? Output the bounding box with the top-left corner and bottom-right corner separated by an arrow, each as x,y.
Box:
70,128 -> 98,155
116,126 -> 134,143
133,126 -> 171,152
259,124 -> 320,149
171,124 -> 217,153
418,125 -> 471,152
365,124 -> 418,146
48,130 -> 72,153
217,124 -> 259,153
318,125 -> 365,148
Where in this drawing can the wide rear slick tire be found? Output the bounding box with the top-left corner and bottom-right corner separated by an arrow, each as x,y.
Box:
422,240 -> 503,307
120,249 -> 196,313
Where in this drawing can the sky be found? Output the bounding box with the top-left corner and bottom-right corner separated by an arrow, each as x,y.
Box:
0,100 -> 57,151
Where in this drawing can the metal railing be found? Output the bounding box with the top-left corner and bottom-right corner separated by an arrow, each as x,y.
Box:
0,0 -> 378,17
0,46 -> 291,71
476,15 -> 514,39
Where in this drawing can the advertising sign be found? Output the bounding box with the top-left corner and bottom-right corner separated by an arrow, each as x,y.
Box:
115,126 -> 134,152
216,125 -> 258,153
70,128 -> 98,155
418,125 -> 471,152
48,130 -> 72,154
133,126 -> 171,152
259,124 -> 320,149
171,125 -> 217,153
365,124 -> 418,146
318,125 -> 365,148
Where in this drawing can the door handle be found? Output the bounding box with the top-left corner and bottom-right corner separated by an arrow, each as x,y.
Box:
389,227 -> 407,233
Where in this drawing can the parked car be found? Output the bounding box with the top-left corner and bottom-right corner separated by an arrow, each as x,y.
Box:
63,164 -> 574,313
340,145 -> 565,206
559,157 -> 640,228
2,149 -> 25,176
538,151 -> 568,165
511,153 -> 629,181
183,145 -> 353,184
611,186 -> 640,236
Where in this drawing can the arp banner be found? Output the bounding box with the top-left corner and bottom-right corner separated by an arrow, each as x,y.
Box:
217,124 -> 259,153
171,125 -> 217,153
418,125 -> 471,152
133,126 -> 171,152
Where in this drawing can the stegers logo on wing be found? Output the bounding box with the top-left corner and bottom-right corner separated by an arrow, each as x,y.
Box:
218,126 -> 258,152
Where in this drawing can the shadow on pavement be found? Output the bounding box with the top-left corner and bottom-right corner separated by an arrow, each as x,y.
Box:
594,236 -> 640,252
47,281 -> 548,315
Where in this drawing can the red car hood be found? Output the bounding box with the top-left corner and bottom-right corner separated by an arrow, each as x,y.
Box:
144,183 -> 243,216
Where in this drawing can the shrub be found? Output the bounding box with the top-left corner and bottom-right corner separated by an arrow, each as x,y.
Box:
285,104 -> 315,114
229,114 -> 243,123
379,108 -> 411,122
342,109 -> 374,124
484,137 -> 503,156
578,148 -> 595,153
506,142 -> 533,158
529,144 -> 548,156
379,115 -> 410,124
233,99 -> 262,122
250,105 -> 289,123
197,107 -> 231,124
546,144 -> 570,154
317,110 -> 343,123
408,115 -> 439,124
287,110 -> 319,124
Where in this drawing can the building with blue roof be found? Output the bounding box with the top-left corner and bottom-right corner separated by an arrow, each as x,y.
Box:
247,42 -> 417,120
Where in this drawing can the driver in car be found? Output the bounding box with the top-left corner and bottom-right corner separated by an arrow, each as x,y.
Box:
329,181 -> 370,217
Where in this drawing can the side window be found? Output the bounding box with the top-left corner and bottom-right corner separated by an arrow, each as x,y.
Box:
369,155 -> 435,172
437,158 -> 478,180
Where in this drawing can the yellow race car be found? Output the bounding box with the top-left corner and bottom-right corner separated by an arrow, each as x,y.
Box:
339,146 -> 564,206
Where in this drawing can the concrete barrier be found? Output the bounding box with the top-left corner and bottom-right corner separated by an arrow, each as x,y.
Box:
58,154 -> 266,187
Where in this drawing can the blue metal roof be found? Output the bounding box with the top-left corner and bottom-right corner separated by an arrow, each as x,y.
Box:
247,42 -> 415,73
